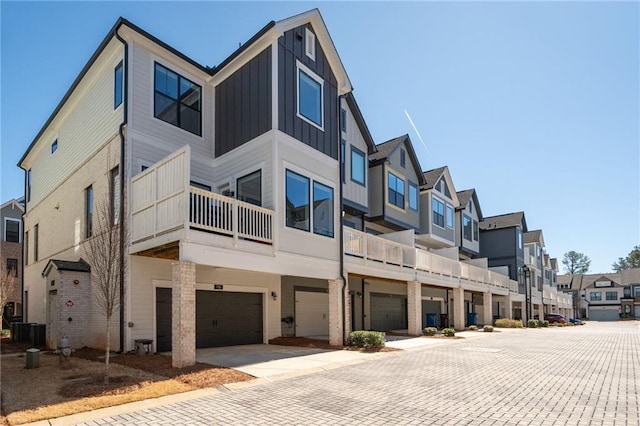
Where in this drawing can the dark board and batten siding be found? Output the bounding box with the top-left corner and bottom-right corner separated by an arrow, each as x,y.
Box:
278,24 -> 339,160
215,47 -> 272,158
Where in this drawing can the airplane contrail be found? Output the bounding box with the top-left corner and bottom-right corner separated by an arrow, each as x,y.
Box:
404,110 -> 430,154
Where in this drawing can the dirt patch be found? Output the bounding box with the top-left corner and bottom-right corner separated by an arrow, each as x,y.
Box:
269,336 -> 399,352
0,337 -> 37,355
1,348 -> 252,425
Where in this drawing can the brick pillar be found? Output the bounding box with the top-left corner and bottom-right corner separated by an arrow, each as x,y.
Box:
483,292 -> 492,326
328,279 -> 344,346
343,274 -> 351,343
407,281 -> 422,336
538,304 -> 544,322
172,261 -> 196,368
452,287 -> 465,330
505,295 -> 513,320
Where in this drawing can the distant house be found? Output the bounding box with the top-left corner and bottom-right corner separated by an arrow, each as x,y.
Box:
1,198 -> 24,327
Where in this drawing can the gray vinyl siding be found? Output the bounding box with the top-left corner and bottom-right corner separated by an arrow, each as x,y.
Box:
431,207 -> 454,241
278,24 -> 339,160
457,203 -> 480,255
215,47 -> 272,157
1,205 -> 23,242
129,40 -> 213,160
368,165 -> 383,217
384,142 -> 420,230
480,227 -> 523,281
341,100 -> 368,211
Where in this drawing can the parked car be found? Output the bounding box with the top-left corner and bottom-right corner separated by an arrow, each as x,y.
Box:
569,318 -> 584,325
544,313 -> 567,324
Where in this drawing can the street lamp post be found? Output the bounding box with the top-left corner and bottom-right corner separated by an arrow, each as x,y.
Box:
522,265 -> 531,325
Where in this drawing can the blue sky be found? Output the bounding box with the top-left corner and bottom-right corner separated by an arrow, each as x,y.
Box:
1,1 -> 638,274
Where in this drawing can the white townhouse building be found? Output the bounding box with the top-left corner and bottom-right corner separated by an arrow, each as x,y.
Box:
19,9 -> 571,368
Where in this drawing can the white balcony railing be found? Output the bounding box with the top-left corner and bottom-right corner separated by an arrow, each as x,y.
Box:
131,146 -> 273,247
344,228 -> 519,294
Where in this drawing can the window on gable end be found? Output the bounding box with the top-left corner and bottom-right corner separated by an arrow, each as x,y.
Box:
305,28 -> 316,61
114,61 -> 123,108
51,139 -> 58,154
400,149 -> 406,168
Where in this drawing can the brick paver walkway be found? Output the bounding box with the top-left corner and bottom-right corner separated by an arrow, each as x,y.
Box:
82,321 -> 639,425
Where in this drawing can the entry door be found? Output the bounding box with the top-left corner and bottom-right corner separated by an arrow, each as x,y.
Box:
47,290 -> 58,349
370,293 -> 407,331
156,288 -> 172,352
295,291 -> 329,337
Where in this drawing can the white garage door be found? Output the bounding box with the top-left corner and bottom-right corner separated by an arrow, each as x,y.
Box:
295,291 -> 329,337
589,308 -> 619,321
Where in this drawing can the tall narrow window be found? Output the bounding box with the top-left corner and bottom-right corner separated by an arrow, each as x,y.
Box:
473,220 -> 479,241
313,182 -> 334,237
305,28 -> 316,60
51,139 -> 58,154
432,197 -> 445,228
4,218 -> 20,243
110,166 -> 120,225
27,169 -> 32,202
446,205 -> 454,228
408,183 -> 418,211
340,140 -> 346,183
24,231 -> 28,265
237,170 -> 262,206
34,224 -> 39,262
286,170 -> 310,232
463,215 -> 472,240
297,64 -> 323,129
350,147 -> 365,185
154,63 -> 202,135
388,172 -> 405,209
340,109 -> 346,132
6,259 -> 18,277
85,186 -> 93,238
400,149 -> 406,168
114,61 -> 123,108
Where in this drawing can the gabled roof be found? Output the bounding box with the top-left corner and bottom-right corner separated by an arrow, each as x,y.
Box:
0,199 -> 25,213
422,166 -> 447,190
345,93 -> 377,155
20,9 -> 352,168
455,188 -> 483,220
42,259 -> 91,277
420,166 -> 460,207
369,134 -> 426,185
524,229 -> 545,247
479,211 -> 527,232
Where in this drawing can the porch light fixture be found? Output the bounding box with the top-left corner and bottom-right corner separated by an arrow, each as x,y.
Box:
271,291 -> 277,301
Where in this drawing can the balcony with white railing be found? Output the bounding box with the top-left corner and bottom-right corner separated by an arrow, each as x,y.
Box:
130,146 -> 274,256
344,228 -> 520,295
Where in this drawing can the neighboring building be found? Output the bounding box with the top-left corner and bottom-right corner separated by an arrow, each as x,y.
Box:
454,188 -> 482,260
18,9 -> 571,368
1,198 -> 24,327
480,212 -> 527,282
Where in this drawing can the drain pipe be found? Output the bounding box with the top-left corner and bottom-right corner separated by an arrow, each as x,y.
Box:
338,94 -> 348,345
115,26 -> 128,354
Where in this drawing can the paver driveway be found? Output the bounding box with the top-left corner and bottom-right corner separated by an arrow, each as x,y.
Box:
81,321 -> 639,425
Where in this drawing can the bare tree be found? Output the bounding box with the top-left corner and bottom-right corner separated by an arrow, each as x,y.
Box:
0,262 -> 17,321
562,251 -> 590,275
82,196 -> 126,384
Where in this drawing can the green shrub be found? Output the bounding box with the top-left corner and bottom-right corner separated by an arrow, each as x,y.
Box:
483,325 -> 494,332
442,328 -> 456,337
540,320 -> 549,327
469,325 -> 478,331
494,318 -> 523,328
528,319 -> 539,328
349,330 -> 385,348
422,327 -> 437,336
0,329 -> 9,337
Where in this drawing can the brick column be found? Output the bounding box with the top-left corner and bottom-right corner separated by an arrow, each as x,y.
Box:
538,304 -> 544,322
505,295 -> 513,320
172,261 -> 196,368
343,274 -> 351,343
483,292 -> 492,326
407,281 -> 422,336
452,287 -> 465,330
328,279 -> 344,346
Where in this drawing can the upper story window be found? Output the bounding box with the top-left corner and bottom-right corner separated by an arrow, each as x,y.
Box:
340,109 -> 346,132
154,62 -> 202,136
51,139 -> 58,154
85,185 -> 93,238
340,140 -> 346,183
313,182 -> 334,238
605,291 -> 618,301
27,169 -> 32,202
286,170 -> 310,232
388,172 -> 405,209
634,286 -> 640,297
34,224 -> 39,262
114,61 -> 123,108
237,170 -> 262,206
408,183 -> 418,211
297,63 -> 323,130
463,215 -> 472,240
24,231 -> 29,265
432,197 -> 445,228
350,147 -> 365,186
400,149 -> 406,168
473,220 -> 479,241
110,166 -> 120,225
517,227 -> 523,249
4,218 -> 20,243
468,200 -> 473,213
305,28 -> 316,61
6,258 -> 18,277
446,205 -> 454,228
590,292 -> 602,301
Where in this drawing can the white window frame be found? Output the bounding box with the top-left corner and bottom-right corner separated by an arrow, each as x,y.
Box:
305,28 -> 316,61
446,204 -> 454,229
432,196 -> 445,229
4,218 -> 21,243
296,61 -> 324,131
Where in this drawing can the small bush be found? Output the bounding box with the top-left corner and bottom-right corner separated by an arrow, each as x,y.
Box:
540,320 -> 549,327
469,325 -> 478,331
422,327 -> 437,336
350,330 -> 385,348
494,318 -> 523,328
0,329 -> 9,337
442,328 -> 456,337
528,320 -> 539,328
483,325 -> 494,332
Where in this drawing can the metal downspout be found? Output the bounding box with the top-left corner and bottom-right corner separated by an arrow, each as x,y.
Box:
338,94 -> 348,345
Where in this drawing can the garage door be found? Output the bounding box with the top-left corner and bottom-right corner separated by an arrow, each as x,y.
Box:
370,293 -> 407,331
589,308 -> 619,321
196,290 -> 263,348
156,288 -> 172,352
295,291 -> 329,337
